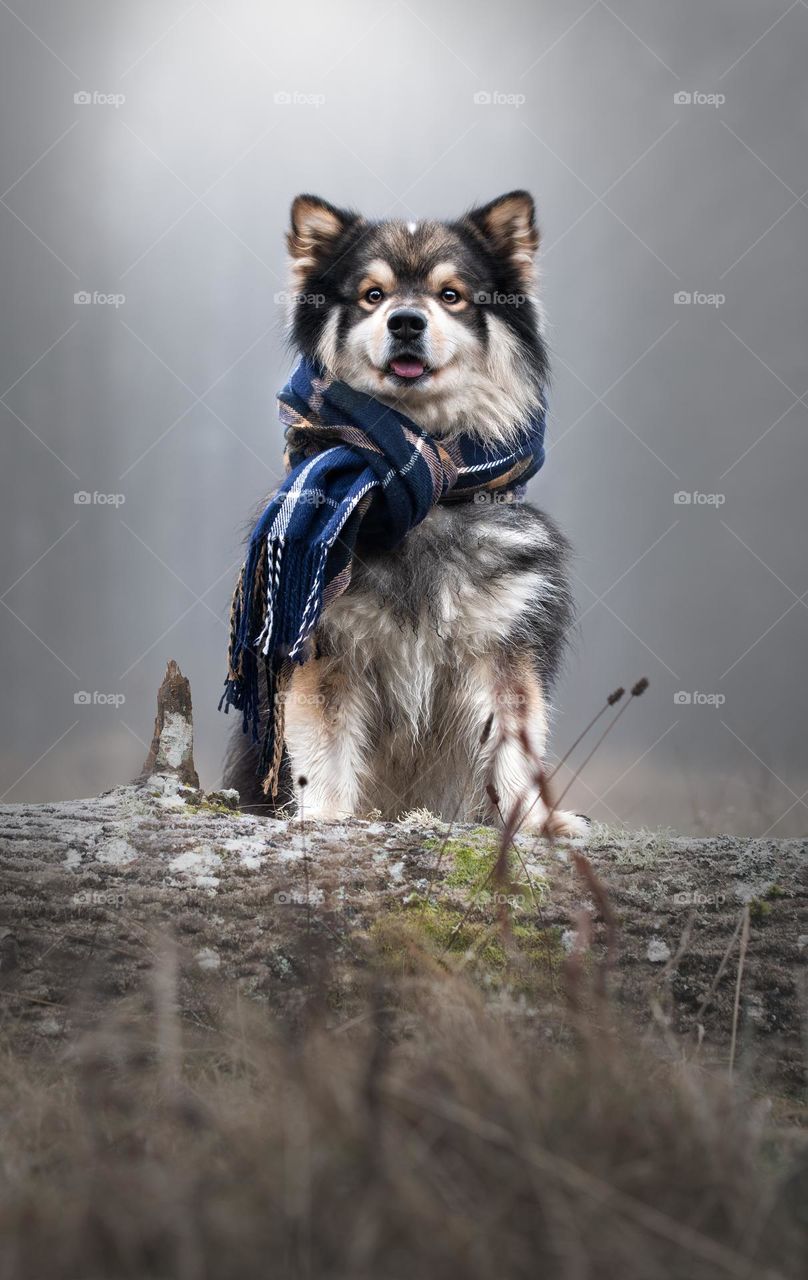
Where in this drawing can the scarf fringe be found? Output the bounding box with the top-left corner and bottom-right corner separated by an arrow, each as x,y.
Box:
260,660 -> 293,795
219,535 -> 330,796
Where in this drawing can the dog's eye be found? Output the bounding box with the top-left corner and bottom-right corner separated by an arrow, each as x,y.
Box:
364,287 -> 383,304
441,288 -> 460,304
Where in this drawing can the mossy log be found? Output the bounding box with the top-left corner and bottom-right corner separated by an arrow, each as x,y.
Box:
0,662 -> 805,1091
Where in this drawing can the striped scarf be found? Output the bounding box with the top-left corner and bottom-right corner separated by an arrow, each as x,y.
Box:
220,357 -> 547,794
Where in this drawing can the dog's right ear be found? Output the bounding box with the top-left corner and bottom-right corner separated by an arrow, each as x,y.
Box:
287,195 -> 362,274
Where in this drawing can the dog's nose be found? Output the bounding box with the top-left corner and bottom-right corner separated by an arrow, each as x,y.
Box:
387,308 -> 427,341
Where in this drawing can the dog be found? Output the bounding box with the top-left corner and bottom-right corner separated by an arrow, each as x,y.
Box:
224,190 -> 586,838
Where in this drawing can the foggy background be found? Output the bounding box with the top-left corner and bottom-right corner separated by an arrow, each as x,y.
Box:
1,0 -> 806,834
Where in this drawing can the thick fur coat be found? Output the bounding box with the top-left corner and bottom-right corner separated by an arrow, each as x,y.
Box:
224,191 -> 585,837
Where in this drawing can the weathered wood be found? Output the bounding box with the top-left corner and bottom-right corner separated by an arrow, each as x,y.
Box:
137,659 -> 199,788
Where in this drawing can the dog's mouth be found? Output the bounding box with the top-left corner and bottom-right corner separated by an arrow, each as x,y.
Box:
386,355 -> 431,382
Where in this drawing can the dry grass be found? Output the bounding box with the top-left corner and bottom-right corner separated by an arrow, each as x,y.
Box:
0,930 -> 805,1280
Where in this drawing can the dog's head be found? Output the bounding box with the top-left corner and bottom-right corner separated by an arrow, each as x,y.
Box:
285,192 -> 548,444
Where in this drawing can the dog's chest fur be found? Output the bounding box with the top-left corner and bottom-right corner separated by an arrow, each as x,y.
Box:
318,500 -> 571,739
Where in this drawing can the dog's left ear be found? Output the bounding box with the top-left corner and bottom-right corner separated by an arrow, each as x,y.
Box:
464,191 -> 539,287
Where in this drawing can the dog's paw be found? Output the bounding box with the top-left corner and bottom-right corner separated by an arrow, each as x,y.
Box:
545,809 -> 590,840
520,807 -> 590,840
298,805 -> 355,823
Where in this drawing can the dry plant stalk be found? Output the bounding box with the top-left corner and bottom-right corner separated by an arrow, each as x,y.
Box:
729,905 -> 751,1077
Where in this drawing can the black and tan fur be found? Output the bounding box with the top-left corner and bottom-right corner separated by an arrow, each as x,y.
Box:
224,191 -> 585,837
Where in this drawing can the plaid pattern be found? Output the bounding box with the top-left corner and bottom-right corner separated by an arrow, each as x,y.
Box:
220,358 -> 547,793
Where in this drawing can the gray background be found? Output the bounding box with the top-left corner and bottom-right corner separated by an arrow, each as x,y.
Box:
1,0 -> 806,834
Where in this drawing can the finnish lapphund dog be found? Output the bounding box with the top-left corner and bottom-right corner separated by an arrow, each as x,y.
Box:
224,190 -> 586,838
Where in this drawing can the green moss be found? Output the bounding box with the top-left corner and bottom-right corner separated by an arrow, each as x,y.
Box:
749,886 -> 788,922
369,902 -> 508,976
422,829 -> 546,900
512,920 -> 565,965
183,798 -> 237,818
369,895 -> 570,1000
370,823 -> 564,993
749,898 -> 773,922
422,829 -> 498,888
421,900 -> 507,965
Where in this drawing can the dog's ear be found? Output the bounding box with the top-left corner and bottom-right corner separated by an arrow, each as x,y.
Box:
464,191 -> 539,287
287,195 -> 362,275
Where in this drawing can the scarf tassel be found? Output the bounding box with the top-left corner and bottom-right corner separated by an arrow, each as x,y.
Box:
220,536 -> 331,795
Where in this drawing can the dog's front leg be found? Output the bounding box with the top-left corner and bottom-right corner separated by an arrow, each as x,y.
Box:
283,658 -> 370,820
468,658 -> 588,840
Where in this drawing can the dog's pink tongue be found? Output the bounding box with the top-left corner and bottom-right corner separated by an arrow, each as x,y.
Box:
390,357 -> 425,378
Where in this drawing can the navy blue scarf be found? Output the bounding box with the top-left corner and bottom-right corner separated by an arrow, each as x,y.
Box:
221,358 -> 546,793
